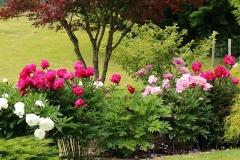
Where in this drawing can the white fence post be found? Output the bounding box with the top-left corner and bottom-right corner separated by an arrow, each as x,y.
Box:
228,39 -> 231,55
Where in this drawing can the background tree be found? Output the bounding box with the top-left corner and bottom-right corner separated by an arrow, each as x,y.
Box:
158,0 -> 240,46
0,0 -> 208,83
0,0 -> 6,6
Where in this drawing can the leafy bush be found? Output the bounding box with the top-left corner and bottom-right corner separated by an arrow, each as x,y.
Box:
0,136 -> 59,160
103,87 -> 171,157
113,23 -> 216,81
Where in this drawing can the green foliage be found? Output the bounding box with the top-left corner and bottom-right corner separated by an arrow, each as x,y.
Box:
0,81 -> 62,139
103,89 -> 171,157
113,23 -> 213,81
230,0 -> 240,25
0,136 -> 59,160
163,87 -> 213,152
224,93 -> 240,144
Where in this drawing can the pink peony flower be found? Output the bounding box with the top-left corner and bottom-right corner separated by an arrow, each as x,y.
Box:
75,98 -> 85,108
192,61 -> 202,73
223,55 -> 235,66
110,74 -> 121,84
172,58 -> 186,67
146,64 -> 152,70
148,75 -> 158,84
150,86 -> 162,95
72,86 -> 84,96
178,67 -> 190,74
163,73 -> 174,79
40,60 -> 49,70
232,78 -> 239,84
136,68 -> 147,77
53,78 -> 65,90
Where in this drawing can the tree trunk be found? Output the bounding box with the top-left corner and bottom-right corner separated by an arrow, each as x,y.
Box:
92,47 -> 99,79
60,19 -> 87,68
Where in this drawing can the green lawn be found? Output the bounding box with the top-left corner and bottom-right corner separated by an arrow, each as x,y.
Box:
0,17 -> 135,87
159,149 -> 240,160
0,17 -> 224,89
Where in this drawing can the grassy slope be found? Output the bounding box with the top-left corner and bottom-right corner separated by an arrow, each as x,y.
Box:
0,17 -> 135,87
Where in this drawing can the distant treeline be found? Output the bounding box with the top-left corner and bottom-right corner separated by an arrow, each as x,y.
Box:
0,0 -> 6,6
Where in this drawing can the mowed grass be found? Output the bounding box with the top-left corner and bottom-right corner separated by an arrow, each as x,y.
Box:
0,17 -> 135,87
158,149 -> 240,160
0,17 -> 223,88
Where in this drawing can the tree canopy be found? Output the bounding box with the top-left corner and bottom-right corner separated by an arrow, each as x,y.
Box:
0,0 -> 208,82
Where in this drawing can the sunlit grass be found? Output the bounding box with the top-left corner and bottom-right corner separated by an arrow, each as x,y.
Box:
0,17 -> 134,88
159,149 -> 240,160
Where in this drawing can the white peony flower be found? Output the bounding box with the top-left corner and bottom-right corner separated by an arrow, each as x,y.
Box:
34,129 -> 46,140
2,78 -> 8,83
2,93 -> 8,98
13,102 -> 25,118
39,117 -> 54,131
35,100 -> 45,108
0,98 -> 8,110
93,81 -> 104,88
26,114 -> 40,126
79,81 -> 83,86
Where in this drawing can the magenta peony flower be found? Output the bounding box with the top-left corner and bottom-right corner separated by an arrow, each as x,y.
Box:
214,66 -> 229,78
72,86 -> 84,96
57,69 -> 68,78
172,58 -> 186,67
223,55 -> 235,66
199,71 -> 215,81
74,61 -> 84,70
40,60 -> 49,70
75,68 -> 87,78
85,67 -> 94,77
110,74 -> 121,84
53,78 -> 65,90
232,78 -> 239,84
192,61 -> 202,73
44,70 -> 57,81
75,98 -> 85,108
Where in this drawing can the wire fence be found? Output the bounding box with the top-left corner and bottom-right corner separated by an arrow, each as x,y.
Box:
215,39 -> 240,58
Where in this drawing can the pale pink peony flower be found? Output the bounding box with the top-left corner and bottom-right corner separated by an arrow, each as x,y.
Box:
148,75 -> 158,84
